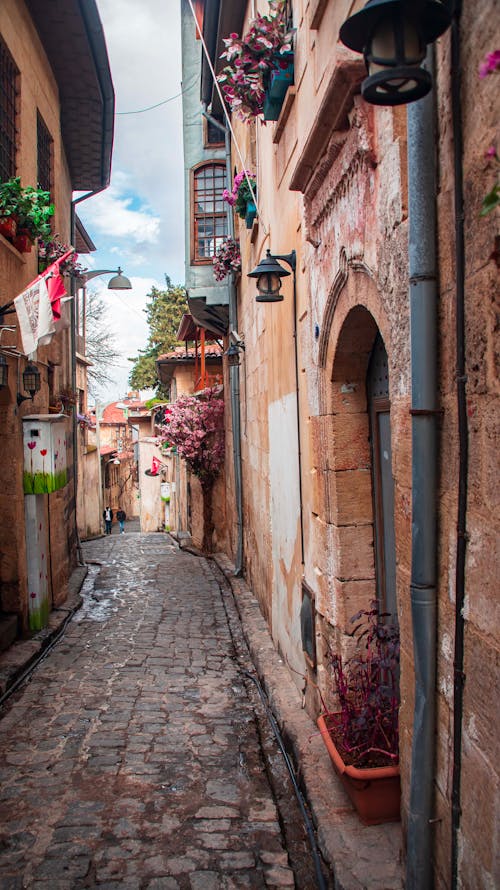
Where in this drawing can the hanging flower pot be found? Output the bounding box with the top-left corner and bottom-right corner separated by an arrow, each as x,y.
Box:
0,216 -> 17,241
245,201 -> 257,229
263,53 -> 294,120
222,172 -> 257,227
217,0 -> 294,122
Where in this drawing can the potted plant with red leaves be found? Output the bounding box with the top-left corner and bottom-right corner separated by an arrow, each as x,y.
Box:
317,600 -> 401,825
217,0 -> 294,122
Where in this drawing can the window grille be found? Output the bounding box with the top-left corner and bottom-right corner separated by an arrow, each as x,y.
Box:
0,38 -> 19,183
193,164 -> 227,262
37,112 -> 53,193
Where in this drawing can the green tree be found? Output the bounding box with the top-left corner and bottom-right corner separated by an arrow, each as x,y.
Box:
128,276 -> 187,393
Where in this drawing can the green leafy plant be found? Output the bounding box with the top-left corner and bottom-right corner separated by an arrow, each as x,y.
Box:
18,185 -> 54,241
0,177 -> 23,218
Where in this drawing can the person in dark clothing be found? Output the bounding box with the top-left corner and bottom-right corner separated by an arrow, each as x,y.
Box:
116,508 -> 126,534
103,506 -> 113,535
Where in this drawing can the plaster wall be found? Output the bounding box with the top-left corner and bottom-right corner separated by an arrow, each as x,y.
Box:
0,0 -> 76,630
138,440 -> 168,533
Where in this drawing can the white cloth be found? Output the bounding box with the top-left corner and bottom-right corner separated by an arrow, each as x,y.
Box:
14,276 -> 55,355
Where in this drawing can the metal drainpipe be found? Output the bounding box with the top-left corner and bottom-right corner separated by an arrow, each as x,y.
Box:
406,46 -> 439,890
202,107 -> 244,575
449,4 -> 468,887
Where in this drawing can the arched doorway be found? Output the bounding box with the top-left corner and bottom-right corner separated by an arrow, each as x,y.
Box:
367,333 -> 397,622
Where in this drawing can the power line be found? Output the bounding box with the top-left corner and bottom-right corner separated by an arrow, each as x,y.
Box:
115,75 -> 197,115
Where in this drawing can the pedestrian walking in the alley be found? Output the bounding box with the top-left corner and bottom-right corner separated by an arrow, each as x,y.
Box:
103,506 -> 113,535
116,508 -> 126,533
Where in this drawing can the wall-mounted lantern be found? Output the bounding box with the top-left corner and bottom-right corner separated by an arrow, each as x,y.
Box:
225,344 -> 245,367
17,362 -> 41,405
0,354 -> 8,388
247,249 -> 296,302
339,0 -> 452,106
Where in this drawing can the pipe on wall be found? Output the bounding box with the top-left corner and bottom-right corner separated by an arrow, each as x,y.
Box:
406,46 -> 439,890
449,3 -> 467,886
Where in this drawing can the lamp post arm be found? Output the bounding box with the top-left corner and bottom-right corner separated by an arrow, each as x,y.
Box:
270,250 -> 297,273
76,269 -> 119,283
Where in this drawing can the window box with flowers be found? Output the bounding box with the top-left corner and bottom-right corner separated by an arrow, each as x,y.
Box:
0,178 -> 54,253
222,171 -> 257,229
217,0 -> 294,123
213,237 -> 241,281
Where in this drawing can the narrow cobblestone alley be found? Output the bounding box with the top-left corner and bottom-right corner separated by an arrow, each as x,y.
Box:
0,530 -> 327,889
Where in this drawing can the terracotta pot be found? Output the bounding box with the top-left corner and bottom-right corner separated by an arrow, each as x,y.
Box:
317,713 -> 400,825
0,217 -> 17,240
13,233 -> 33,253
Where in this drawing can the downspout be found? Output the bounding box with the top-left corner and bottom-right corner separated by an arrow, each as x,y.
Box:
203,106 -> 244,576
406,46 -> 439,890
449,3 -> 468,886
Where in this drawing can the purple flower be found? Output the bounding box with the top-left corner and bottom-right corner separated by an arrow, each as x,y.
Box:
479,49 -> 500,78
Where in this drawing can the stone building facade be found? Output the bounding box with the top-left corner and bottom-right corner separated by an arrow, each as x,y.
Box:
184,0 -> 499,885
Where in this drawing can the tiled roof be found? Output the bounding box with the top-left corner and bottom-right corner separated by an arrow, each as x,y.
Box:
157,343 -> 223,361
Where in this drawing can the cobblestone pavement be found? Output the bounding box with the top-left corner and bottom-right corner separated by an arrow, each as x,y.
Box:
0,532 -> 323,889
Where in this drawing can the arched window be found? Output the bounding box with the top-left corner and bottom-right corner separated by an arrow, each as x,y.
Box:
191,163 -> 227,263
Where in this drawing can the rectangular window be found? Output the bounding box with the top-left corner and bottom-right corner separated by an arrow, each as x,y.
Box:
37,112 -> 53,193
0,38 -> 19,182
193,164 -> 227,261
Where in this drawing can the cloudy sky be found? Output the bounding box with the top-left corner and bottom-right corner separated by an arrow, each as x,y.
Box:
76,0 -> 186,403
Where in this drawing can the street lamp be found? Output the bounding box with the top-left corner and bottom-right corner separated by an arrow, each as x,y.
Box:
339,0 -> 452,106
76,267 -> 132,290
247,250 -> 296,302
17,362 -> 41,405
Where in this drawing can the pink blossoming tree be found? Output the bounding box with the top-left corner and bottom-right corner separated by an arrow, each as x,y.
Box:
158,387 -> 225,552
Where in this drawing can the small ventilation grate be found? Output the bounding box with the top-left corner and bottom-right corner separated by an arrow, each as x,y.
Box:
300,582 -> 316,670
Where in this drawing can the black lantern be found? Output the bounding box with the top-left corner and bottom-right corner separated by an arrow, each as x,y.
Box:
225,344 -> 242,367
339,0 -> 452,106
247,250 -> 293,302
17,362 -> 41,405
0,354 -> 8,389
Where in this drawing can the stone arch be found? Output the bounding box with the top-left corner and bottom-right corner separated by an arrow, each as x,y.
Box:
313,267 -> 396,646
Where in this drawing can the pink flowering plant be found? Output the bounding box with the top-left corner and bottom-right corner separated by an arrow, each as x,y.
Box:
157,387 -> 224,552
222,171 -> 256,219
213,237 -> 241,281
217,0 -> 293,121
478,51 -> 500,219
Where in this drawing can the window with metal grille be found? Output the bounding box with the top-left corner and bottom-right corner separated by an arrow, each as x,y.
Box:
37,112 -> 53,193
0,38 -> 19,182
192,164 -> 227,262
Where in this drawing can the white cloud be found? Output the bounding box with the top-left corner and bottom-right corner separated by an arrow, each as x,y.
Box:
84,183 -> 161,244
